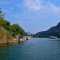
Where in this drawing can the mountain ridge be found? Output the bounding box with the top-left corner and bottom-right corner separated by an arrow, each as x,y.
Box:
34,22 -> 60,37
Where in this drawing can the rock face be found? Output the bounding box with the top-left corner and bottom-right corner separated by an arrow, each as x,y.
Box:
7,35 -> 19,43
0,37 -> 19,44
0,27 -> 19,44
0,27 -> 8,43
34,22 -> 60,37
7,38 -> 18,43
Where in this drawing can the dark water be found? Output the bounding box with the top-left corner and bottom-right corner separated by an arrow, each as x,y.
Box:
0,38 -> 60,60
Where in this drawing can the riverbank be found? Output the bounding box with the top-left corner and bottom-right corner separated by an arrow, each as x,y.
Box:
0,36 -> 32,44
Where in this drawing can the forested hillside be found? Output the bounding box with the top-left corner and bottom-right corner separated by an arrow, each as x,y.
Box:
0,9 -> 27,42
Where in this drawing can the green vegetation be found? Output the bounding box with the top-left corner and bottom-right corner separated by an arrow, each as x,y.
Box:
0,9 -> 27,40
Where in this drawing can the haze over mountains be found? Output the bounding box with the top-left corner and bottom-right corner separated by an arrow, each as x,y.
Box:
34,22 -> 60,37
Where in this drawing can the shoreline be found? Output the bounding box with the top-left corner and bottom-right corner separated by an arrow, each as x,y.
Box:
0,36 -> 32,44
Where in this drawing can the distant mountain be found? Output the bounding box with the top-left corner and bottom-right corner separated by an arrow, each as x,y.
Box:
34,22 -> 60,37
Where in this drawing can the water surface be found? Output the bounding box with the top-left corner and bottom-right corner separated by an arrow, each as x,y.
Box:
0,38 -> 60,60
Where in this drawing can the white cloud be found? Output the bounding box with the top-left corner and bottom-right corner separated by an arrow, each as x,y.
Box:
23,0 -> 42,11
23,0 -> 60,14
50,4 -> 60,13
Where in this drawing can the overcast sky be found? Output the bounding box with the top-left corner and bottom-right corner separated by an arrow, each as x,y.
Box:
0,0 -> 60,34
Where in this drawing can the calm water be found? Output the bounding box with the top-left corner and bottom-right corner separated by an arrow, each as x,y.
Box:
0,38 -> 60,60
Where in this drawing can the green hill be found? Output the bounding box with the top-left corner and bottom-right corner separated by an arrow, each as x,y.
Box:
0,9 -> 27,43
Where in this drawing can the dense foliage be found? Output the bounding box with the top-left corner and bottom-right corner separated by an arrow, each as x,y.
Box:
0,9 -> 27,39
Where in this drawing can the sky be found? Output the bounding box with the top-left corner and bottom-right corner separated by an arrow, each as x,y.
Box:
0,0 -> 60,34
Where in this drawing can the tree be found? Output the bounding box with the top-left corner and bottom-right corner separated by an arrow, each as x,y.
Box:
0,8 -> 5,19
11,24 -> 27,36
0,8 -> 27,40
0,19 -> 11,31
0,8 -> 11,30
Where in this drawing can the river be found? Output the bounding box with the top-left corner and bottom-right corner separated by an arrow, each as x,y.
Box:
0,38 -> 60,60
